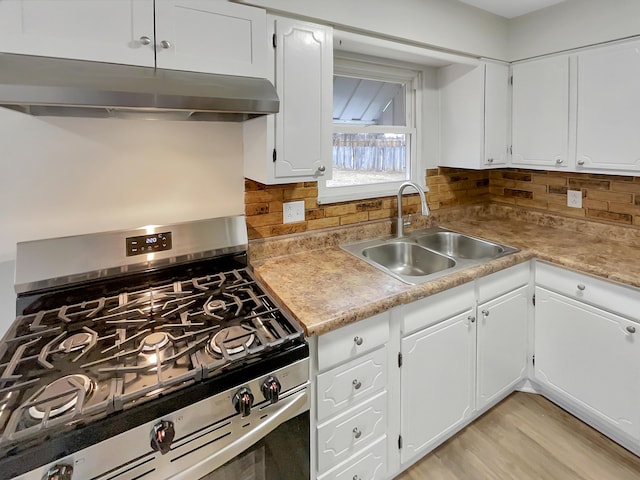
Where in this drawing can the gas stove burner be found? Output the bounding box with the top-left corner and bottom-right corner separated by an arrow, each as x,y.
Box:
141,332 -> 170,352
27,374 -> 93,420
58,332 -> 93,353
209,325 -> 256,355
204,298 -> 228,315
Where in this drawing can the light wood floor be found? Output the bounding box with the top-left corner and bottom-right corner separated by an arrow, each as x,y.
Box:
394,392 -> 640,480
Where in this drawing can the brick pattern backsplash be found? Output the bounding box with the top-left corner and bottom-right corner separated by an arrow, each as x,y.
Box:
245,168 -> 640,239
489,169 -> 640,226
245,168 -> 488,240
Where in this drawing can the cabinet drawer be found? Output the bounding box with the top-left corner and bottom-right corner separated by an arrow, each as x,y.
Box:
317,435 -> 387,480
535,262 -> 640,320
403,282 -> 474,335
317,346 -> 387,422
317,391 -> 387,472
477,261 -> 530,303
318,312 -> 389,371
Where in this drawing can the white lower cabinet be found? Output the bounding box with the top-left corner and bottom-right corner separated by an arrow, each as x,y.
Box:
476,285 -> 529,411
400,308 -> 476,463
314,312 -> 390,479
317,436 -> 387,480
534,285 -> 640,442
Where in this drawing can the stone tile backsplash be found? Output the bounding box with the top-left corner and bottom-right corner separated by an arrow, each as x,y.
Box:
245,168 -> 640,239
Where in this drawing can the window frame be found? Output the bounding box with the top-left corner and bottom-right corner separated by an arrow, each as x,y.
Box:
318,55 -> 425,205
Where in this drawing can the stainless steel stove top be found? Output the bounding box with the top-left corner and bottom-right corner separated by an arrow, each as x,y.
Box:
0,216 -> 308,479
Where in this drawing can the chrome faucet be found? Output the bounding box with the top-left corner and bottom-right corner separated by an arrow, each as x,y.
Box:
396,181 -> 429,238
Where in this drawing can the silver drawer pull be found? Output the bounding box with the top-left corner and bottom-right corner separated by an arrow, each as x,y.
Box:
577,284 -> 586,291
468,315 -> 476,323
354,336 -> 363,346
481,309 -> 490,317
627,326 -> 636,334
352,379 -> 362,390
353,476 -> 361,480
353,427 -> 362,439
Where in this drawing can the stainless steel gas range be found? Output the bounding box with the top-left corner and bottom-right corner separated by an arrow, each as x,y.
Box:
0,216 -> 310,480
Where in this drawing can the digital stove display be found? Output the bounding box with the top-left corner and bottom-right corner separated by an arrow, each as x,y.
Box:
126,231 -> 172,256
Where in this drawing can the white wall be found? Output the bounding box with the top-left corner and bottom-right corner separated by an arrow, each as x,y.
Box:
0,108 -> 244,333
508,0 -> 640,60
239,0 -> 509,60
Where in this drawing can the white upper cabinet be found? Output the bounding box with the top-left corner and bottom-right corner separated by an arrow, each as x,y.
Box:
576,40 -> 640,173
438,61 -> 509,169
243,16 -> 333,184
511,55 -> 570,169
0,0 -> 267,77
154,0 -> 266,77
0,0 -> 155,66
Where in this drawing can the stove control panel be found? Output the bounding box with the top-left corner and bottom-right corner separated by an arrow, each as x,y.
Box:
126,232 -> 172,256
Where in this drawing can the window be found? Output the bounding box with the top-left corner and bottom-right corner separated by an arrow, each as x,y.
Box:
318,57 -> 423,204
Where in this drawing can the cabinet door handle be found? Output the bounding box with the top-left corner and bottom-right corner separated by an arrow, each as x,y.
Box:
481,309 -> 489,317
487,158 -> 494,164
468,315 -> 476,323
627,326 -> 636,334
556,158 -> 563,164
139,36 -> 152,45
352,379 -> 362,390
352,427 -> 362,439
160,40 -> 171,49
577,284 -> 586,291
577,159 -> 585,165
353,476 -> 362,480
353,336 -> 363,346
317,165 -> 326,173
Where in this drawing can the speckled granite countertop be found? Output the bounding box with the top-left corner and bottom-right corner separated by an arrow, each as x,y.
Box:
251,205 -> 640,336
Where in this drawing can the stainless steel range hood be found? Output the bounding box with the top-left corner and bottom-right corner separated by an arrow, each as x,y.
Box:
0,53 -> 279,121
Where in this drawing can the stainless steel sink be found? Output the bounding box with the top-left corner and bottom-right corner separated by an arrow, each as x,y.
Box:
340,227 -> 517,284
414,231 -> 504,259
362,242 -> 455,277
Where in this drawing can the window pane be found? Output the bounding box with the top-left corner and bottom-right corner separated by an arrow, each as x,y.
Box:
333,76 -> 406,126
327,133 -> 409,187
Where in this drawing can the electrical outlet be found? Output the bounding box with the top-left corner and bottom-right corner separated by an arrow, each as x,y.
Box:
567,190 -> 583,208
283,201 -> 305,223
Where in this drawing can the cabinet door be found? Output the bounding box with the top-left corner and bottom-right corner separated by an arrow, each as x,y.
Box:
0,0 -> 154,66
576,40 -> 640,172
511,56 -> 570,168
535,287 -> 640,440
272,17 -> 333,179
438,63 -> 484,169
400,309 -> 475,464
484,62 -> 510,167
154,0 -> 267,77
477,286 -> 528,411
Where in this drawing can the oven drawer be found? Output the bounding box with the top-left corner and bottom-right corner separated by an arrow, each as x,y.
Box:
317,312 -> 389,371
316,390 -> 387,472
316,345 -> 387,422
317,435 -> 387,480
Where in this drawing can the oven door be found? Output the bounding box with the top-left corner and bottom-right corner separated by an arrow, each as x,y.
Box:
198,411 -> 309,480
171,385 -> 310,480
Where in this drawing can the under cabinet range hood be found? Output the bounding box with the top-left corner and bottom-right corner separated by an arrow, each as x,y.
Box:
0,53 -> 279,121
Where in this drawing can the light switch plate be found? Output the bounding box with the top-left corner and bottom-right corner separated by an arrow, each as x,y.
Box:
283,201 -> 305,223
567,190 -> 583,208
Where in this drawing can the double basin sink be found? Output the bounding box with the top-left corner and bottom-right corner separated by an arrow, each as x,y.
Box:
341,226 -> 518,284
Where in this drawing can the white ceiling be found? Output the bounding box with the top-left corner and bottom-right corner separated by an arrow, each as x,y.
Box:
458,0 -> 567,18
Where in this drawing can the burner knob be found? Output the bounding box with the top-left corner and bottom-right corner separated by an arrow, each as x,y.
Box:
261,376 -> 282,404
233,387 -> 254,417
42,464 -> 73,480
150,420 -> 175,455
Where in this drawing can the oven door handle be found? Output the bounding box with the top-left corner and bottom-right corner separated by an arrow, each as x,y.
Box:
170,387 -> 309,479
